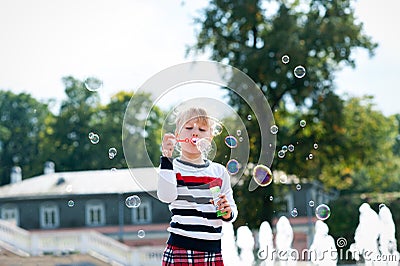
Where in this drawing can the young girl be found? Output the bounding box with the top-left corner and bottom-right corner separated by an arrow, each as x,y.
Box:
157,107 -> 238,266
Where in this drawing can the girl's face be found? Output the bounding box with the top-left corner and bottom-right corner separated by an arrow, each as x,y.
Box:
176,118 -> 212,154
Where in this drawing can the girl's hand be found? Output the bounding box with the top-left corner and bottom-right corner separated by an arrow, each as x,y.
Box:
211,194 -> 232,219
162,133 -> 176,157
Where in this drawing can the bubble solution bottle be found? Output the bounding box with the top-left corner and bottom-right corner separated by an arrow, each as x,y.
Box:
210,186 -> 228,217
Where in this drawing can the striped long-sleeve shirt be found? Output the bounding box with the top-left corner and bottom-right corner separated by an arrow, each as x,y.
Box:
157,157 -> 238,252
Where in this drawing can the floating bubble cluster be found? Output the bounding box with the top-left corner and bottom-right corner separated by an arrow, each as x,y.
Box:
315,204 -> 331,220
125,195 -> 141,208
252,164 -> 273,187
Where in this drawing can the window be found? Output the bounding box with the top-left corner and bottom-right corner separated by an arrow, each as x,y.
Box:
1,204 -> 19,226
40,203 -> 59,229
86,201 -> 105,226
132,200 -> 151,224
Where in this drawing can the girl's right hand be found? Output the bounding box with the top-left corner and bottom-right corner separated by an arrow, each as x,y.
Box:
162,133 -> 176,157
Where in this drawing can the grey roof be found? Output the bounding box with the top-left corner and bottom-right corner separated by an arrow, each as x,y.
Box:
0,168 -> 159,199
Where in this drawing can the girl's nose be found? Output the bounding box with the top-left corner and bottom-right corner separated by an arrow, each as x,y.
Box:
192,133 -> 198,137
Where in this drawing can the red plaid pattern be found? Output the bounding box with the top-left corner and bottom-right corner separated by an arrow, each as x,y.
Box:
162,245 -> 224,266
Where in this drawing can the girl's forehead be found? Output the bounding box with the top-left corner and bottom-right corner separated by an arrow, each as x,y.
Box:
184,117 -> 209,126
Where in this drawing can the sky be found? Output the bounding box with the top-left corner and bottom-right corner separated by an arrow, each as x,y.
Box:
0,0 -> 399,116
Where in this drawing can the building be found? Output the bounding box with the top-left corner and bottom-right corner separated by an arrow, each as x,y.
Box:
0,166 -> 170,246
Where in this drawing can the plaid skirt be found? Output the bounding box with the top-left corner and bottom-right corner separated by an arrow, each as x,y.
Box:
162,244 -> 224,266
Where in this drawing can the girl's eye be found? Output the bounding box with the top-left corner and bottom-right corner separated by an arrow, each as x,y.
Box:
185,127 -> 193,130
199,128 -> 206,132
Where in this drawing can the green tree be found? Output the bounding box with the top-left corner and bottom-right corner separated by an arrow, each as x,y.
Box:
0,90 -> 53,184
191,0 -> 378,227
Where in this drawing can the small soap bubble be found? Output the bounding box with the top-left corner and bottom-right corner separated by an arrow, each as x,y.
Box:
88,132 -> 94,139
252,164 -> 273,187
313,143 -> 319,149
294,65 -> 306,78
137,230 -> 145,238
84,77 -> 103,92
281,55 -> 290,64
239,137 -> 243,142
108,147 -> 117,159
212,123 -> 223,136
282,145 -> 288,153
226,159 -> 240,175
125,195 -> 141,208
300,120 -> 307,128
269,196 -> 274,201
66,185 -> 73,193
296,184 -> 301,191
247,114 -> 252,121
236,130 -> 242,136
309,200 -> 315,207
224,136 -> 238,148
288,144 -> 295,152
90,134 -> 100,144
270,125 -> 279,135
280,175 -> 288,183
308,153 -> 314,160
68,200 -> 74,207
196,138 -> 212,155
291,208 -> 298,217
278,150 -> 285,158
315,204 -> 331,220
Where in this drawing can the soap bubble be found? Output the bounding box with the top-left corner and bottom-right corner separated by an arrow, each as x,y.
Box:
125,195 -> 141,208
84,77 -> 103,92
296,184 -> 301,191
108,147 -> 117,159
291,208 -> 298,217
282,145 -> 288,153
226,159 -> 240,175
288,144 -> 295,152
252,164 -> 273,187
224,136 -> 238,148
315,204 -> 331,220
269,196 -> 274,201
211,123 -> 223,136
236,130 -> 242,136
270,125 -> 279,135
300,120 -> 307,128
308,153 -> 314,160
313,143 -> 319,149
309,200 -> 315,207
138,230 -> 145,238
294,65 -> 306,78
89,133 -> 100,144
280,175 -> 288,184
278,150 -> 285,158
247,114 -> 252,120
68,200 -> 74,207
281,55 -> 290,64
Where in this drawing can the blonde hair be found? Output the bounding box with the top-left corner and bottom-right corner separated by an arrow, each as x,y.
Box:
175,107 -> 211,134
